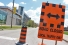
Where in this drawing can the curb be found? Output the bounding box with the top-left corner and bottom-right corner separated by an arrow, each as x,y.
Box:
63,39 -> 68,43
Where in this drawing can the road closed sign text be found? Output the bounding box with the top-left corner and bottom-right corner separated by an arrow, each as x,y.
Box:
38,2 -> 65,41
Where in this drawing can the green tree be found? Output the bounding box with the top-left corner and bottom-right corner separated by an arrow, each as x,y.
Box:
34,23 -> 38,27
27,20 -> 38,27
27,20 -> 33,27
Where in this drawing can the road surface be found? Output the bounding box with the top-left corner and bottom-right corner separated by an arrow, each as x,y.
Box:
0,28 -> 68,45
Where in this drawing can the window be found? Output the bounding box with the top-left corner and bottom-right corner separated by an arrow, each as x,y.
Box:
0,10 -> 7,24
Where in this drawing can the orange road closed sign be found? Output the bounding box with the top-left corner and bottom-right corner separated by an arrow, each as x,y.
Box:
38,2 -> 65,41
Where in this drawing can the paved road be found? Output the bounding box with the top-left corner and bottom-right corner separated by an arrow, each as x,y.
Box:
0,28 -> 68,45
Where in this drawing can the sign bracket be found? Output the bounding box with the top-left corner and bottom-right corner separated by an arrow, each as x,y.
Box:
55,40 -> 57,45
41,39 -> 43,45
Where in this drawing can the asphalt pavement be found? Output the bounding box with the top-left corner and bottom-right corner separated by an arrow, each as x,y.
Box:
0,28 -> 68,45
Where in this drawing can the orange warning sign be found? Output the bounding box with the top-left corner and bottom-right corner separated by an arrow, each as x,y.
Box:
38,2 -> 65,41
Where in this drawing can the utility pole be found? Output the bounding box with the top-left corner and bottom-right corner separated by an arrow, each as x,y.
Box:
11,0 -> 15,28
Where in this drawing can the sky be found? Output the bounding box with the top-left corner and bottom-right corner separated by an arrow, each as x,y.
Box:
0,0 -> 68,27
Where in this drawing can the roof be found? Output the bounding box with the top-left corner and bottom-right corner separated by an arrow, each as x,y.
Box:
0,6 -> 9,8
15,13 -> 22,18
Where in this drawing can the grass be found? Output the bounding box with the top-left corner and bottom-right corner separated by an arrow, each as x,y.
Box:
64,31 -> 68,35
0,26 -> 22,30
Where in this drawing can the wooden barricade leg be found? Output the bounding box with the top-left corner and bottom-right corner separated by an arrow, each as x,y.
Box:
38,39 -> 46,45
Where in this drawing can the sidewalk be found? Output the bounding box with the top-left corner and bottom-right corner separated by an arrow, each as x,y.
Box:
63,34 -> 68,42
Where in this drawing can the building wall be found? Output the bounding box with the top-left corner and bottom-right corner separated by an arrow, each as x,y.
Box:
0,8 -> 21,25
0,6 -> 31,26
16,19 -> 21,25
14,14 -> 22,25
22,13 -> 31,26
1,8 -> 16,25
18,6 -> 24,15
18,6 -> 31,26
